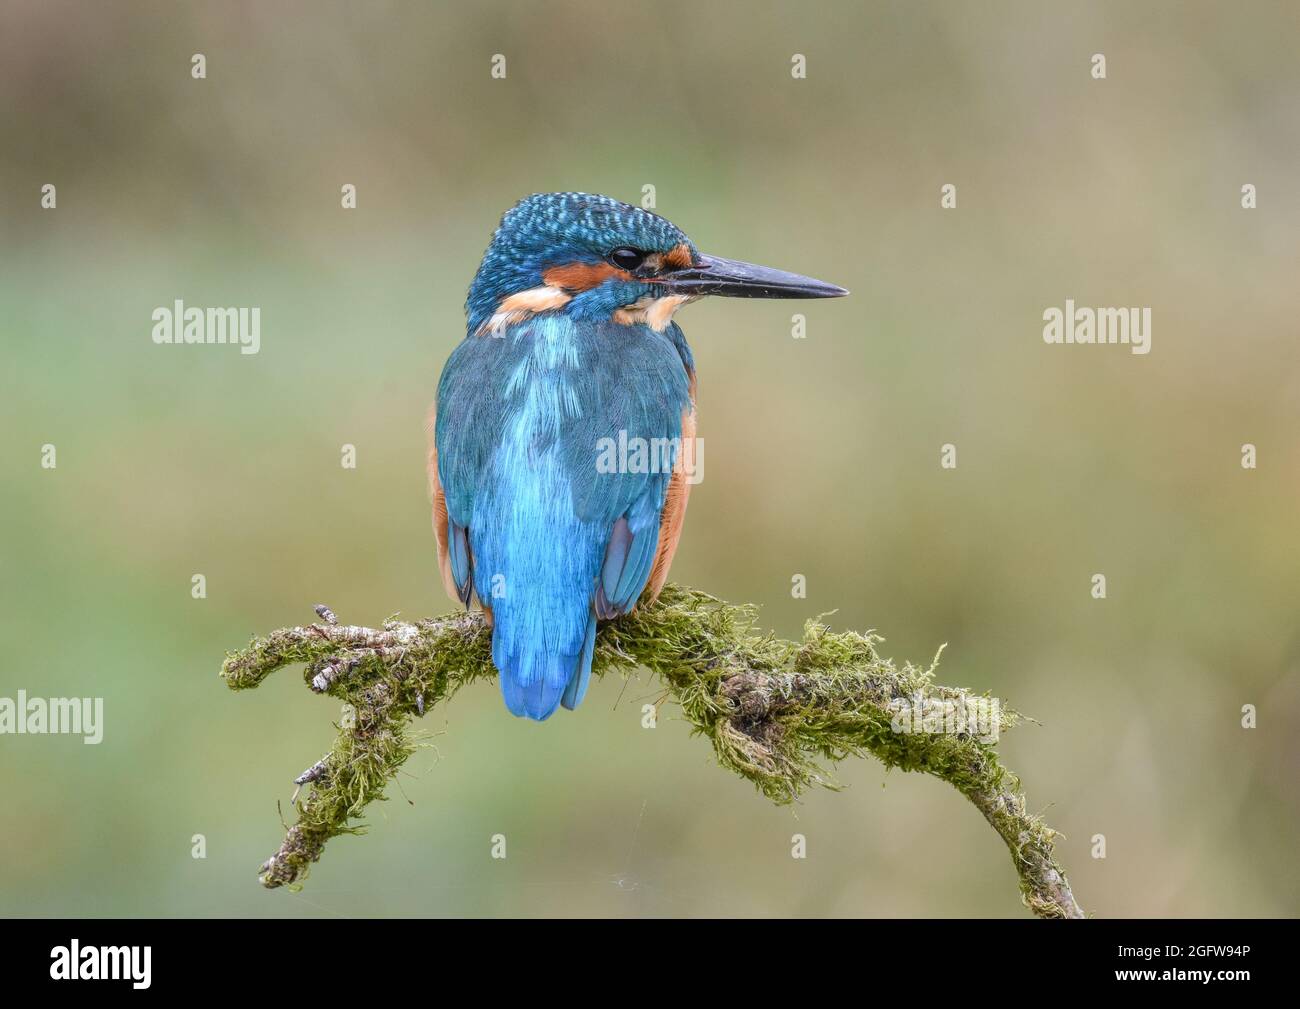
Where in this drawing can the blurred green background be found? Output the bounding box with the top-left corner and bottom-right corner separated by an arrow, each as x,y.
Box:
2,0 -> 1297,918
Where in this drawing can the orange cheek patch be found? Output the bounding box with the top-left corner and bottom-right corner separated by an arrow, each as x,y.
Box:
664,243 -> 694,269
543,261 -> 630,292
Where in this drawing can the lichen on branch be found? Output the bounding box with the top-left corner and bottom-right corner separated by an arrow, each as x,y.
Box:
220,584 -> 1084,918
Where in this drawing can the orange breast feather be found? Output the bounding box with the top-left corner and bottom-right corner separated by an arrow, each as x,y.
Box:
425,406 -> 460,604
645,378 -> 697,603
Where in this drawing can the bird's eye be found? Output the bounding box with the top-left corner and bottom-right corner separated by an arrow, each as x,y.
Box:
607,247 -> 646,272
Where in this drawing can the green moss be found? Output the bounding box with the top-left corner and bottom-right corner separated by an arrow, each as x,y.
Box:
221,584 -> 1082,917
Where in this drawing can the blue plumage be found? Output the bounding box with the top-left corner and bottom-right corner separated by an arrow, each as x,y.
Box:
437,313 -> 690,719
432,193 -> 846,720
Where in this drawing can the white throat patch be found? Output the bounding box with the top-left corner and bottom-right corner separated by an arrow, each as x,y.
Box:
613,294 -> 696,332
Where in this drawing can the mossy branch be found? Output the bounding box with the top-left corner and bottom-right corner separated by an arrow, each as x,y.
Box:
220,584 -> 1084,919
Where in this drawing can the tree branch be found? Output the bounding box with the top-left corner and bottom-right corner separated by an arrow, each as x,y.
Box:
220,584 -> 1084,918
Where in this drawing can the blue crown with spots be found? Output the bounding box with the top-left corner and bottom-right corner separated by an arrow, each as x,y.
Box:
497,193 -> 690,257
466,193 -> 695,334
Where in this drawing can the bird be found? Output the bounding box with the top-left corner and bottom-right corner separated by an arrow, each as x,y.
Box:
428,193 -> 847,721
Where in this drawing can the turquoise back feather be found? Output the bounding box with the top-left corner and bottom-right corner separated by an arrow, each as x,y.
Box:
436,313 -> 692,719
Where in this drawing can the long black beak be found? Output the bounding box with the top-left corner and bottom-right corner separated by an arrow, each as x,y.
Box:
660,253 -> 848,299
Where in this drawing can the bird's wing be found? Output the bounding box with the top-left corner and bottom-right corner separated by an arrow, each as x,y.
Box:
568,324 -> 695,618
430,337 -> 506,607
426,413 -> 474,607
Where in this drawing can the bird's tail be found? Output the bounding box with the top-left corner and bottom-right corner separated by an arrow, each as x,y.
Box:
493,611 -> 596,721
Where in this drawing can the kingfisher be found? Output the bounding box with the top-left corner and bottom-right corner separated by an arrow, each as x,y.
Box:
429,193 -> 847,720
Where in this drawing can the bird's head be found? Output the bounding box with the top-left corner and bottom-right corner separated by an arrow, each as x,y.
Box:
466,192 -> 847,337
